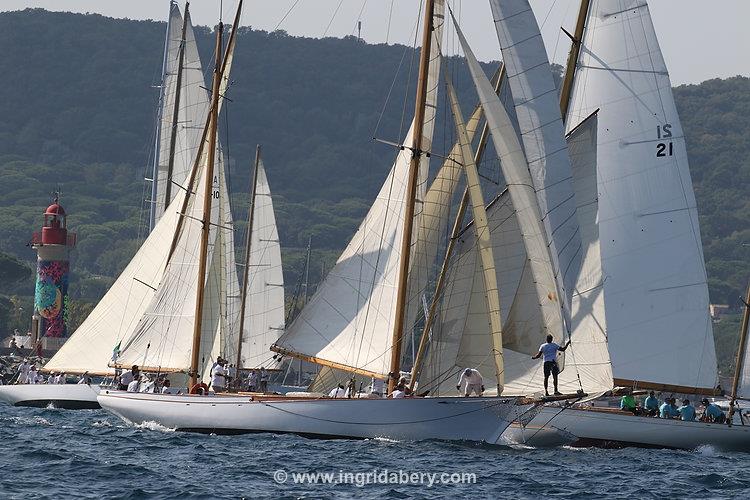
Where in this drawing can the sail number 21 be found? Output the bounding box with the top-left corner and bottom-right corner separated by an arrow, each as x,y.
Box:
656,123 -> 673,157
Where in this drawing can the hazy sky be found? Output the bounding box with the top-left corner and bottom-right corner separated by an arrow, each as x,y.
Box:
4,1 -> 749,84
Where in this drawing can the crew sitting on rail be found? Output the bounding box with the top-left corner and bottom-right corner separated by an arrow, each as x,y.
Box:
457,368 -> 484,397
118,365 -> 139,391
619,388 -> 639,414
643,391 -> 660,416
677,399 -> 696,421
659,397 -> 680,419
700,398 -> 726,423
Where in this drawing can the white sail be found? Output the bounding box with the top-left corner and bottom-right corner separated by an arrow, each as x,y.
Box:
237,160 -> 285,370
489,0 -> 582,325
566,0 -> 716,391
453,17 -> 565,351
153,5 -> 211,225
273,1 -> 445,376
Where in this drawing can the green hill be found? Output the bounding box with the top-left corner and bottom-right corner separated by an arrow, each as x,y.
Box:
0,9 -> 747,369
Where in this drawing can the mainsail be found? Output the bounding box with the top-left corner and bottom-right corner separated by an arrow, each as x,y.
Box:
271,0 -> 446,378
566,0 -> 717,391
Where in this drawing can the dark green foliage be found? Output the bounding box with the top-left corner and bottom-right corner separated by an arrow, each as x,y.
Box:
0,10 -> 747,370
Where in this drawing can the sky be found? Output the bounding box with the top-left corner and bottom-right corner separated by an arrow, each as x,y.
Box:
3,0 -> 749,85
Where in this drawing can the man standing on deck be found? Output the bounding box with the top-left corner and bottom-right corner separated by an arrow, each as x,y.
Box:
211,358 -> 228,393
16,359 -> 30,385
259,367 -> 269,393
531,335 -> 570,396
118,365 -> 139,391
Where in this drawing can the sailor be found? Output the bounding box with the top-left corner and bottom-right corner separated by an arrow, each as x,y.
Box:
531,335 -> 570,396
161,379 -> 172,394
389,384 -> 406,399
127,377 -> 140,392
619,389 -> 638,414
36,370 -> 46,385
247,370 -> 258,392
700,398 -> 726,424
26,365 -> 38,384
328,383 -> 346,398
456,368 -> 484,397
118,365 -> 139,391
211,358 -> 228,393
56,372 -> 67,384
46,372 -> 56,384
77,372 -> 91,385
659,399 -> 674,419
259,367 -> 270,393
370,377 -> 385,397
16,359 -> 30,385
345,377 -> 356,398
643,391 -> 660,417
678,399 -> 696,421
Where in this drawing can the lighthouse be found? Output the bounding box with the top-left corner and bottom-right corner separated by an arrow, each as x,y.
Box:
30,194 -> 76,351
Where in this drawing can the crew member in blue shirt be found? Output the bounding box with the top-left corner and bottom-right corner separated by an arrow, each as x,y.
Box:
643,391 -> 660,417
531,335 -> 570,396
678,399 -> 696,421
701,398 -> 726,424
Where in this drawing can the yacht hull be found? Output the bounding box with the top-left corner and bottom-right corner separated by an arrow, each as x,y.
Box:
507,405 -> 750,451
98,390 -> 531,443
0,384 -> 101,409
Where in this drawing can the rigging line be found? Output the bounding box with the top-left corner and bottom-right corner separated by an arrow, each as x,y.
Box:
385,0 -> 395,44
323,0 -> 345,37
273,0 -> 301,32
350,0 -> 370,36
398,0 -> 425,142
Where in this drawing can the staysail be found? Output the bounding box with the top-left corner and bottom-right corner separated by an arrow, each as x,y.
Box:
566,0 -> 717,391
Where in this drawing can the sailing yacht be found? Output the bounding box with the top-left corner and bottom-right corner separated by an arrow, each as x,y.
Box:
97,0 -> 556,443
500,0 -> 750,450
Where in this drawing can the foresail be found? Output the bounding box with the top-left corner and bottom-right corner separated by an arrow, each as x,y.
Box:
114,134 -> 221,373
567,0 -> 716,391
489,0 -> 582,327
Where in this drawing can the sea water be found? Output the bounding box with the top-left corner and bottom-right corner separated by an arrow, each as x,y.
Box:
1,404 -> 748,499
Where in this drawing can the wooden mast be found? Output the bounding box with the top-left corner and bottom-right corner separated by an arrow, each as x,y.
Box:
409,66 -> 504,391
388,0 -> 436,393
188,21 -> 224,388
163,2 -> 190,212
559,0 -> 591,122
729,282 -> 750,424
233,145 -> 262,388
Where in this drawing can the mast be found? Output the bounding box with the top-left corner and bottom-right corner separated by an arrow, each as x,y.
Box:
729,282 -> 750,424
233,145 -> 262,388
388,0 -> 435,394
409,66 -> 504,391
163,2 -> 190,213
149,0 -> 177,231
559,0 -> 590,122
188,21 -> 224,388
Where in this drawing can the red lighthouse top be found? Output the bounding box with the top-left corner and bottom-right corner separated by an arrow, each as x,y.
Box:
32,194 -> 76,247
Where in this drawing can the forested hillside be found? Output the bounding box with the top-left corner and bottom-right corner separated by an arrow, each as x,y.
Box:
0,9 -> 747,368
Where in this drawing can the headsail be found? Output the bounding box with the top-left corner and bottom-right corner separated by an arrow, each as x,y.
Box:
566,0 -> 716,391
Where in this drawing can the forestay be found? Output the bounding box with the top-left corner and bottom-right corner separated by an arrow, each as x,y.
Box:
272,0 -> 445,377
566,0 -> 716,391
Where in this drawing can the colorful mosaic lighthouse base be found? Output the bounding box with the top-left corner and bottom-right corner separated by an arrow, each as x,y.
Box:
35,259 -> 70,338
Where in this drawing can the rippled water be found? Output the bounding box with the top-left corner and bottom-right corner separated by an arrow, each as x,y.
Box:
1,404 -> 749,499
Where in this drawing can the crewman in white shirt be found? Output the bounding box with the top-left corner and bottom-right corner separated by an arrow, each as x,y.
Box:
161,379 -> 172,394
211,359 -> 227,393
127,379 -> 140,392
118,365 -> 139,391
328,384 -> 346,398
457,368 -> 484,397
531,335 -> 571,396
77,372 -> 91,385
16,360 -> 30,384
26,365 -> 39,384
